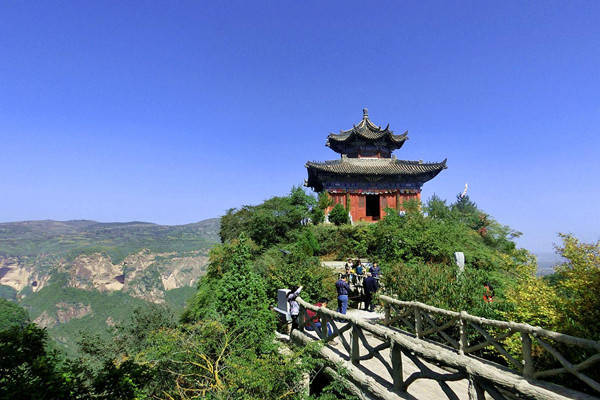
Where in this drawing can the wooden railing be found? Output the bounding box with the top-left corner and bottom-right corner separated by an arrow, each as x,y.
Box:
293,297 -> 596,400
379,295 -> 600,395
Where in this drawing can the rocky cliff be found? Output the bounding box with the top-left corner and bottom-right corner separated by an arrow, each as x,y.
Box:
0,218 -> 219,354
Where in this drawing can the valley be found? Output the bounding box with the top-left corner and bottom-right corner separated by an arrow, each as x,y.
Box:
0,218 -> 219,354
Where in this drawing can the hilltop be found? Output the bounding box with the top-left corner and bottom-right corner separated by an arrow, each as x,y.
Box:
0,218 -> 219,354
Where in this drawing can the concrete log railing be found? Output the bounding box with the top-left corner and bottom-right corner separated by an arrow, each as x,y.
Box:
379,294 -> 600,395
293,297 -> 598,400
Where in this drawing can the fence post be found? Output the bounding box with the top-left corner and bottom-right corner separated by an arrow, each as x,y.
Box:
468,376 -> 485,400
298,305 -> 305,331
320,313 -> 328,340
384,303 -> 391,326
351,323 -> 360,365
459,311 -> 467,355
414,307 -> 423,338
391,341 -> 403,391
522,332 -> 534,379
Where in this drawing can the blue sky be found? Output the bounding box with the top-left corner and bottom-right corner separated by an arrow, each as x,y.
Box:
1,1 -> 598,253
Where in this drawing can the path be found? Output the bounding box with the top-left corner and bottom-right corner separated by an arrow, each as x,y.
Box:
302,308 -> 471,399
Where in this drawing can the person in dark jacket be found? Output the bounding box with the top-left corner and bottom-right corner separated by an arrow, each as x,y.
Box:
363,273 -> 379,312
369,262 -> 381,279
335,276 -> 351,314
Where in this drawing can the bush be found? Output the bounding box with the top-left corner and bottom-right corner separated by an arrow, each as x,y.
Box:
382,261 -> 504,317
328,203 -> 349,226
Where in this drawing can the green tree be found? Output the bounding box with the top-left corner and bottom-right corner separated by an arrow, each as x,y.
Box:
317,191 -> 333,210
114,303 -> 176,355
0,324 -> 79,400
219,187 -> 317,247
311,206 -> 325,225
328,203 -> 349,226
424,194 -> 451,220
0,298 -> 29,330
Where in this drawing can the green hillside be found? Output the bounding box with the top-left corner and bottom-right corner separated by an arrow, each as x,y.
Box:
0,218 -> 220,263
0,218 -> 220,355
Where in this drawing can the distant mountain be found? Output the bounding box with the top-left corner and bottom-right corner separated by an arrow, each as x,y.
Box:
0,218 -> 219,354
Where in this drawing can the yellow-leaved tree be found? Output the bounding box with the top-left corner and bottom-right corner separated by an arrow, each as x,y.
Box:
553,233 -> 600,340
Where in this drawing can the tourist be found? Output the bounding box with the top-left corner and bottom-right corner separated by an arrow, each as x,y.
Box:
305,298 -> 333,337
364,272 -> 379,312
369,262 -> 381,279
483,283 -> 494,303
287,285 -> 303,331
335,276 -> 351,314
356,261 -> 364,276
344,261 -> 354,277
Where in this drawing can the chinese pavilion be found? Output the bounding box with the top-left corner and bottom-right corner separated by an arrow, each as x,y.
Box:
305,109 -> 447,222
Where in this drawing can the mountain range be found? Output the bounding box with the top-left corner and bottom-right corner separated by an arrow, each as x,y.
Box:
0,219 -> 219,354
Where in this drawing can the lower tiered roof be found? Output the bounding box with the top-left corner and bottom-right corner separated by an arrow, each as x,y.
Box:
305,157 -> 447,192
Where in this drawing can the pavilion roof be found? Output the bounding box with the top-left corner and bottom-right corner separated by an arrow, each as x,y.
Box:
326,109 -> 408,153
305,157 -> 447,176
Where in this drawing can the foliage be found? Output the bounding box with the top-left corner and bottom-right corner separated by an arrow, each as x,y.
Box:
0,285 -> 18,301
383,262 -> 501,316
8,186 -> 597,398
205,233 -> 258,280
183,234 -> 276,353
135,321 -> 318,399
0,324 -> 78,400
310,223 -> 371,260
501,262 -> 561,329
19,284 -> 152,357
311,206 -> 325,225
114,304 -> 177,355
501,234 -> 600,341
553,234 -> 600,340
0,298 -> 29,330
219,186 -> 317,248
317,191 -> 332,210
253,239 -> 337,305
328,203 -> 349,226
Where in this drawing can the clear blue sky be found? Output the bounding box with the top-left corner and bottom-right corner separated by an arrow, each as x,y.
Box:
1,1 -> 599,254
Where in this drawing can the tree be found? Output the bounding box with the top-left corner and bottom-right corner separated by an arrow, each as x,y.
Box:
219,187 -> 318,247
0,324 -> 78,400
424,194 -> 450,220
328,203 -> 349,226
553,234 -> 600,340
0,299 -> 29,330
318,191 -> 332,210
311,206 -> 325,225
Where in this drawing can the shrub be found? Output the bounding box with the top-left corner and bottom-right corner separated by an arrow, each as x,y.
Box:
328,203 -> 349,226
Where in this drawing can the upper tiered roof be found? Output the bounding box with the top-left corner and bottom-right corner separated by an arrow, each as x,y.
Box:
326,108 -> 408,156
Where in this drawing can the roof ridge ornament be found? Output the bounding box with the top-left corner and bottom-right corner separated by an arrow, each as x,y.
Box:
363,108 -> 368,119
